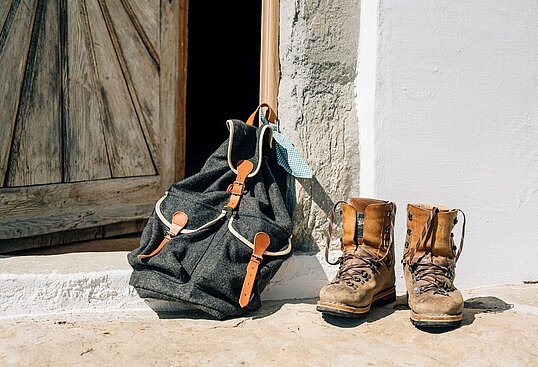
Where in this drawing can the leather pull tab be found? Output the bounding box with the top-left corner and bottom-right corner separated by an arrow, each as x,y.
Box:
239,232 -> 271,308
246,103 -> 277,126
138,212 -> 188,260
225,160 -> 254,210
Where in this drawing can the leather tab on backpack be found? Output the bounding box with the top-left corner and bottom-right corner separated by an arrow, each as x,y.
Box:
246,103 -> 277,126
138,212 -> 188,260
225,160 -> 254,210
239,232 -> 271,308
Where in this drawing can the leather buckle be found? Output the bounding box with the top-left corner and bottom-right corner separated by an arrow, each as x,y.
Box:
229,181 -> 246,195
225,160 -> 254,210
250,253 -> 263,264
138,212 -> 188,260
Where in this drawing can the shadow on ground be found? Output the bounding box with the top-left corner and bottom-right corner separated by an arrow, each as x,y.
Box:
320,295 -> 407,328
462,296 -> 513,325
314,295 -> 514,332
149,295 -> 514,332
151,298 -> 321,321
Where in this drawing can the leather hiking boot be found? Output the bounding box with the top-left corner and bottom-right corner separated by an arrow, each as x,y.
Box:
402,204 -> 467,328
317,198 -> 397,318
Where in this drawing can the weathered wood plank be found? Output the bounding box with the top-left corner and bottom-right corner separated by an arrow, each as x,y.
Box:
86,0 -> 155,177
120,0 -> 159,63
0,221 -> 145,254
64,0 -> 111,182
0,1 -> 12,32
0,176 -> 160,239
5,0 -> 62,187
101,0 -> 160,172
160,0 -> 186,188
0,0 -> 37,185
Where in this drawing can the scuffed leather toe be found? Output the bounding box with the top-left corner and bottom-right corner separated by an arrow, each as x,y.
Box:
410,289 -> 464,316
319,282 -> 370,308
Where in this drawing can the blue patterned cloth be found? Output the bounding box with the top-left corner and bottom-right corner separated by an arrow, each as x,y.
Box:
260,112 -> 313,179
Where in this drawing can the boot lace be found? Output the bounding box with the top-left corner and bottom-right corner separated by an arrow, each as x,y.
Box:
409,258 -> 455,295
332,251 -> 381,289
404,208 -> 466,296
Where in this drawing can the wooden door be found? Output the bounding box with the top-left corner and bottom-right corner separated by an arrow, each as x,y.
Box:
0,0 -> 187,253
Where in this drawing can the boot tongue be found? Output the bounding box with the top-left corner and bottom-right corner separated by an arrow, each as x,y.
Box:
407,204 -> 458,261
343,198 -> 391,256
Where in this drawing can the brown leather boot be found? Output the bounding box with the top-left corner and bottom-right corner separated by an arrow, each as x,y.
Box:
317,198 -> 397,318
402,204 -> 466,328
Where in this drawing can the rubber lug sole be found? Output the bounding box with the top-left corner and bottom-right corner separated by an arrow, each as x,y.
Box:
316,286 -> 396,318
410,311 -> 462,328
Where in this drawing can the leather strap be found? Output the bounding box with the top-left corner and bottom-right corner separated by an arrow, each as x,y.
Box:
138,212 -> 188,260
239,232 -> 271,308
246,103 -> 277,126
225,160 -> 254,210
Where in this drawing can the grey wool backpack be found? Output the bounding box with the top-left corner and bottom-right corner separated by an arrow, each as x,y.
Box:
128,104 -> 293,319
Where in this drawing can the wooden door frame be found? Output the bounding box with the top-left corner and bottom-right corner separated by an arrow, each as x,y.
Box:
260,0 -> 280,111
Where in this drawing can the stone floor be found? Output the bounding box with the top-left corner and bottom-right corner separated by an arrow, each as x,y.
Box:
0,283 -> 536,366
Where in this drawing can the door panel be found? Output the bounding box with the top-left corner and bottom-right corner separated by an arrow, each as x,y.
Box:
65,0 -> 112,182
122,0 -> 160,62
0,0 -> 38,185
0,2 -> 12,29
103,0 -> 160,171
7,0 -> 62,187
0,0 -> 186,252
85,0 -> 155,178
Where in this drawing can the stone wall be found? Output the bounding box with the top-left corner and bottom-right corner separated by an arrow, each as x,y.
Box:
279,0 -> 361,253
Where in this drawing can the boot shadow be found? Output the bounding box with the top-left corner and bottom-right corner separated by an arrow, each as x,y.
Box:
461,296 -> 513,326
321,295 -> 407,328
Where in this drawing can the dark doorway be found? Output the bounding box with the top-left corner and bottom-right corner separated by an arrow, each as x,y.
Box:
185,2 -> 262,177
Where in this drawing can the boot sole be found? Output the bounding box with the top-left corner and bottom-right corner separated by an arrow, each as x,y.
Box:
410,311 -> 462,328
316,286 -> 396,318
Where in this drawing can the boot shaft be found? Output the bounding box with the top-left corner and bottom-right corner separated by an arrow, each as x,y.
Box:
341,198 -> 396,257
404,203 -> 458,262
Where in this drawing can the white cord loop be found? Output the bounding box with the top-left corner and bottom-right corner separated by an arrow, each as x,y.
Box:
227,215 -> 292,257
226,120 -> 273,178
155,192 -> 226,234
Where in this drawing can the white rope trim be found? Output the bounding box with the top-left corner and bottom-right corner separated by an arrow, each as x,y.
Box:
155,193 -> 291,256
155,192 -> 226,234
227,216 -> 292,257
155,193 -> 171,227
226,120 -> 273,178
182,210 -> 227,234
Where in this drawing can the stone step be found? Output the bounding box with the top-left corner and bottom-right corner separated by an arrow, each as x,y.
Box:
0,252 -> 336,318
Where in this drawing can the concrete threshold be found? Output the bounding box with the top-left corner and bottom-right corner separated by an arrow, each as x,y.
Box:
0,252 -> 337,318
1,251 -> 537,321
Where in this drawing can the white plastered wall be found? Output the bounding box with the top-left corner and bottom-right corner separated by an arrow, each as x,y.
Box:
358,0 -> 538,289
